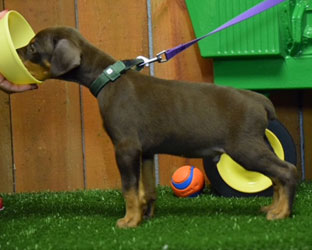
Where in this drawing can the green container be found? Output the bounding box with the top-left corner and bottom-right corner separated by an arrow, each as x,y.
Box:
186,0 -> 312,90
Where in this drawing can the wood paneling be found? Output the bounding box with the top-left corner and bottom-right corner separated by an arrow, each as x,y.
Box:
77,0 -> 149,189
303,90 -> 312,180
0,1 -> 14,193
0,85 -> 13,194
151,0 -> 214,185
270,91 -> 301,178
5,0 -> 84,192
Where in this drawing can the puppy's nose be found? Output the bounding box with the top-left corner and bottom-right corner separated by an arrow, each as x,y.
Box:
16,46 -> 26,59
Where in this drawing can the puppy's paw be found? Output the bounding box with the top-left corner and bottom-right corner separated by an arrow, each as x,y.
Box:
266,209 -> 290,220
116,216 -> 141,228
261,203 -> 277,213
143,200 -> 156,219
260,205 -> 271,213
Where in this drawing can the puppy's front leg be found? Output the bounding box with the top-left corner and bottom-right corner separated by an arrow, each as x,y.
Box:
139,157 -> 157,219
115,140 -> 143,228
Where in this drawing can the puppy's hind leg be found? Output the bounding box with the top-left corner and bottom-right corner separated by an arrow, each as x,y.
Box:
115,140 -> 143,228
228,138 -> 297,220
139,157 -> 157,219
265,162 -> 297,220
260,178 -> 281,213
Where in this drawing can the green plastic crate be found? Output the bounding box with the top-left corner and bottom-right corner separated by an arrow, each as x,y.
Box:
186,0 -> 292,58
186,0 -> 312,90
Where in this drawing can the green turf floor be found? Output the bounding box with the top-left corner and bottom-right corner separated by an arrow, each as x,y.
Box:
1,182 -> 312,250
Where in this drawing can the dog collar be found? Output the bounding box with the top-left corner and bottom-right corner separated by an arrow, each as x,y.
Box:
90,59 -> 144,97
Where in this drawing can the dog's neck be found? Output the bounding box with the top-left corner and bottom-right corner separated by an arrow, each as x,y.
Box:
57,43 -> 116,88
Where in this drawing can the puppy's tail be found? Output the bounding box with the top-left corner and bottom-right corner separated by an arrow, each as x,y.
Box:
242,90 -> 277,121
253,93 -> 277,121
262,98 -> 277,121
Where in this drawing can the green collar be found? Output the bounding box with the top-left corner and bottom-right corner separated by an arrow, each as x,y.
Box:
89,59 -> 143,97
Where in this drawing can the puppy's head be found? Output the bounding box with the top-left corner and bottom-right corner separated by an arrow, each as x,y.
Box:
17,27 -> 82,81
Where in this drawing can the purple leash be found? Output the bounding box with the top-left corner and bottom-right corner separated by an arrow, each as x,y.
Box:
138,0 -> 287,66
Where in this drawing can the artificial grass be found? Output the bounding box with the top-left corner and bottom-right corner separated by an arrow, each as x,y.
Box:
1,183 -> 312,250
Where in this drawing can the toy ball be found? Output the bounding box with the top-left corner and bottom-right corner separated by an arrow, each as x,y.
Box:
0,197 -> 4,211
170,165 -> 205,197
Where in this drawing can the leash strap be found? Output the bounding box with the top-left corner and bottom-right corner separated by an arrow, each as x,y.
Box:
139,0 -> 287,66
89,59 -> 144,97
91,0 -> 286,97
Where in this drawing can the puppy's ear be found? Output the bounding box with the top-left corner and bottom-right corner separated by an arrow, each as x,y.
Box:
50,39 -> 81,77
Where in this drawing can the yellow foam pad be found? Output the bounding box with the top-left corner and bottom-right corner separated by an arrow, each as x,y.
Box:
217,129 -> 284,193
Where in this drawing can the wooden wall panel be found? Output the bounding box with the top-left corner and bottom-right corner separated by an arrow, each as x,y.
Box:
303,91 -> 312,180
77,0 -> 149,189
0,92 -> 13,193
270,91 -> 301,178
5,0 -> 84,192
152,0 -> 214,186
0,2 -> 14,193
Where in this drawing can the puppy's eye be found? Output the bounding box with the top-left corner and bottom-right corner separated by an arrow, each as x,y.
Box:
28,43 -> 36,53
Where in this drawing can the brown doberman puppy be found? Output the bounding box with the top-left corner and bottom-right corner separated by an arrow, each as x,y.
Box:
17,27 -> 297,228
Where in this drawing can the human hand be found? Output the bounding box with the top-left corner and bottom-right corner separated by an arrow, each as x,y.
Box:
0,73 -> 38,94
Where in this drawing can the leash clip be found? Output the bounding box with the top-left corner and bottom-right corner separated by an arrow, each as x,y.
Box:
155,50 -> 168,63
137,50 -> 168,67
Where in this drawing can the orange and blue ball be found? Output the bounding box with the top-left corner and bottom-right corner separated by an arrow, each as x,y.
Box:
170,165 -> 205,197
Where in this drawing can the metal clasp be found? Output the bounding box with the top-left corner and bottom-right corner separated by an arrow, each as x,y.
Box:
155,50 -> 168,63
137,50 -> 168,67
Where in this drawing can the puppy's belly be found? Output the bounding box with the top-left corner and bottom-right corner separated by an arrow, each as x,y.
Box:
146,144 -> 225,159
183,147 -> 224,158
